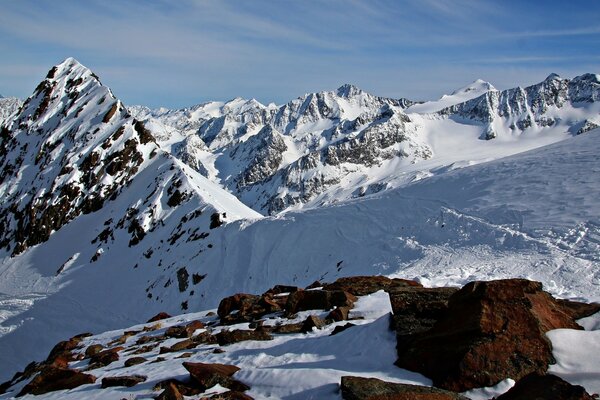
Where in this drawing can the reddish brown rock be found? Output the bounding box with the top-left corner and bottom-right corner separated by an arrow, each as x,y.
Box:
192,330 -> 217,344
218,294 -> 261,319
165,320 -> 205,338
285,289 -> 357,315
330,323 -> 356,336
272,322 -> 304,334
496,373 -> 595,400
84,344 -> 104,359
17,367 -> 96,396
263,285 -> 300,295
301,315 -> 326,333
324,275 -> 422,296
327,306 -> 351,322
210,391 -> 255,399
124,356 -> 147,367
183,362 -> 249,392
160,339 -> 197,353
147,312 -> 172,323
340,376 -> 468,400
557,299 -> 600,321
388,286 -> 458,337
156,382 -> 184,400
395,279 -> 585,392
217,293 -> 282,324
216,329 -> 273,345
88,346 -> 123,368
100,374 -> 147,388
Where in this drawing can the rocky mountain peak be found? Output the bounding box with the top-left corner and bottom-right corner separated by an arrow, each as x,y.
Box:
336,83 -> 363,98
544,72 -> 562,82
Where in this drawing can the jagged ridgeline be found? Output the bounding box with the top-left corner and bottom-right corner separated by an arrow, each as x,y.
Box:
131,72 -> 600,215
0,58 -> 257,256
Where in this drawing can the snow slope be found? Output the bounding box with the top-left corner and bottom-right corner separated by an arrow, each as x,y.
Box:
405,79 -> 495,114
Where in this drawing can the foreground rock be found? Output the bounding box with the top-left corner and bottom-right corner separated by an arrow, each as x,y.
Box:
393,279 -> 594,392
324,275 -> 421,296
100,374 -> 147,388
340,376 -> 468,400
496,373 -> 595,400
17,367 -> 96,396
183,362 -> 250,392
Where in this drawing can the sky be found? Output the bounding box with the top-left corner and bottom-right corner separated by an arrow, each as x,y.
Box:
0,0 -> 599,108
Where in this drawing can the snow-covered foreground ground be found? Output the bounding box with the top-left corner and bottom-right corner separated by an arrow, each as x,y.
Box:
1,129 -> 600,383
1,290 -> 597,399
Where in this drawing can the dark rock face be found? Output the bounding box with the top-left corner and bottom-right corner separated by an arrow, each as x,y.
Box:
88,346 -> 122,368
394,279 -> 584,392
387,286 -> 458,337
285,289 -> 357,315
124,356 -> 147,367
340,376 -> 468,400
496,373 -> 595,400
17,367 -> 96,396
165,320 -> 205,338
324,275 -> 422,296
182,362 -> 249,392
147,312 -> 172,322
100,374 -> 147,388
301,315 -> 326,333
156,382 -> 184,400
216,329 -> 273,345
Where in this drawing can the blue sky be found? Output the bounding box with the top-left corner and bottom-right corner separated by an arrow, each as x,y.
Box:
0,0 -> 599,108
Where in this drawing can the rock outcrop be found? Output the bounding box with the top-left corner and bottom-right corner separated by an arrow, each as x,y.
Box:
393,279 -> 598,392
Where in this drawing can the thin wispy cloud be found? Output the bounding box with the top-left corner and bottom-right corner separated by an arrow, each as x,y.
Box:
0,0 -> 598,107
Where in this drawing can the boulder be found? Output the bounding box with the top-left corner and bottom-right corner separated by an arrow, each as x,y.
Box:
156,382 -> 184,400
182,362 -> 250,392
17,367 -> 96,396
285,289 -> 357,314
272,322 -> 304,334
147,312 -> 172,323
84,344 -> 104,359
496,373 -> 595,400
160,339 -> 197,353
124,356 -> 147,367
340,376 -> 468,400
301,315 -> 326,333
387,286 -> 458,337
330,323 -> 356,336
395,279 -> 585,392
324,275 -> 421,296
327,306 -> 351,322
88,346 -> 123,368
210,391 -> 255,399
100,374 -> 147,388
216,329 -> 273,345
217,293 -> 282,324
165,320 -> 205,338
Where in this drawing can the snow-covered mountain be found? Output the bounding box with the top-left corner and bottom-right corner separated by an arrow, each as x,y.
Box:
0,58 -> 599,390
439,73 -> 600,139
130,74 -> 599,215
